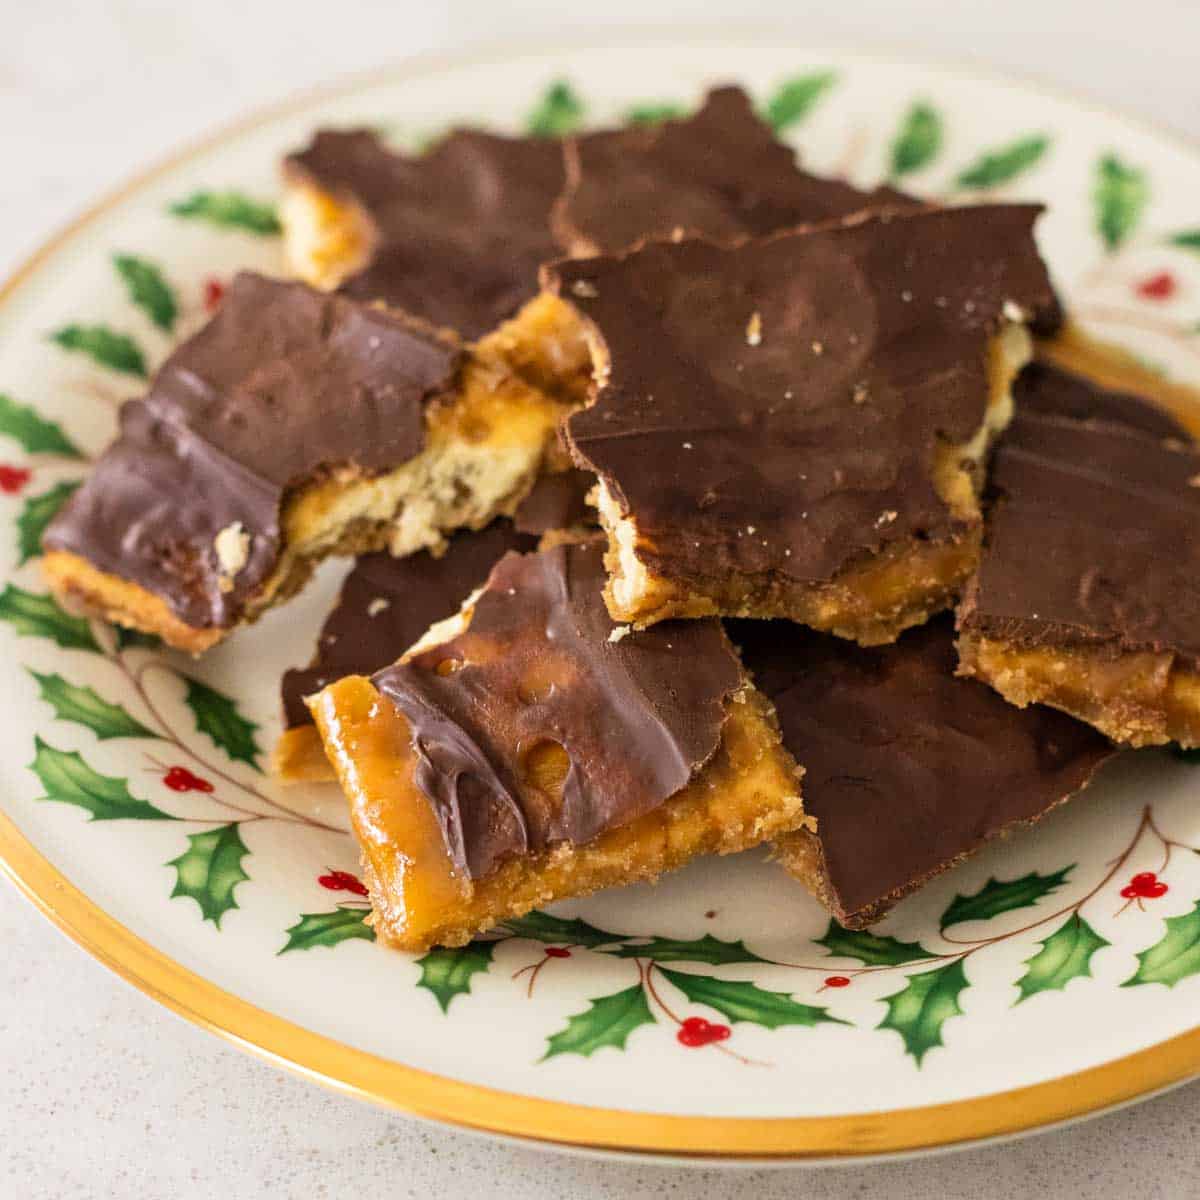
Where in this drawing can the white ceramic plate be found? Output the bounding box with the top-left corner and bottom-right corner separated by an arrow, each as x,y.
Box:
3,36 -> 1200,1163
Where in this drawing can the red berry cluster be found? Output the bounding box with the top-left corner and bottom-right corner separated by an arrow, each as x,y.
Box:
318,869 -> 369,897
824,975 -> 851,988
543,947 -> 571,959
1136,271 -> 1177,301
1121,871 -> 1168,900
163,765 -> 214,793
676,1016 -> 732,1048
0,465 -> 31,495
204,278 -> 226,312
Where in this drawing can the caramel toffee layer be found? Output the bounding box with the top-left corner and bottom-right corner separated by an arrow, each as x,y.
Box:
960,369 -> 1200,665
736,615 -> 1114,923
43,273 -> 461,630
553,85 -> 909,256
285,128 -> 565,339
547,205 -> 1056,598
279,469 -> 594,728
368,542 -> 743,879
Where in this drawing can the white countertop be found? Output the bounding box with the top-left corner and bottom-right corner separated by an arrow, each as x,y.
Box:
3,2 -> 1198,1195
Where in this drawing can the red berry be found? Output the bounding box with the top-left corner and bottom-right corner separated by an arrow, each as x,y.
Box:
204,278 -> 226,312
0,465 -> 31,495
676,1016 -> 732,1047
318,869 -> 368,896
1120,885 -> 1139,899
825,975 -> 851,988
544,947 -> 571,958
1136,272 -> 1177,301
1132,872 -> 1158,886
163,765 -> 214,793
1144,881 -> 1169,898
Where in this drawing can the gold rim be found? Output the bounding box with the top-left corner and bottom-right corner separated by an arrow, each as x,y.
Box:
2,34 -> 1200,1161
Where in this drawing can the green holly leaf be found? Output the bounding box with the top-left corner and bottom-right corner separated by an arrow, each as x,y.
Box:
941,867 -> 1071,929
183,677 -> 261,770
888,101 -> 943,179
814,921 -> 933,967
624,102 -> 686,126
1123,900 -> 1200,988
415,943 -> 496,1013
1093,153 -> 1148,252
762,71 -> 837,132
658,968 -> 845,1029
542,984 -> 655,1060
50,325 -> 146,378
526,80 -> 584,138
1168,230 -> 1200,253
29,670 -> 154,740
30,736 -> 174,821
169,190 -> 281,235
166,823 -> 251,927
113,254 -> 177,332
0,585 -> 100,652
499,910 -> 620,949
611,933 -> 769,966
279,907 -> 375,954
955,134 -> 1050,190
0,394 -> 83,459
16,480 -> 79,565
1015,914 -> 1110,1003
879,959 -> 969,1065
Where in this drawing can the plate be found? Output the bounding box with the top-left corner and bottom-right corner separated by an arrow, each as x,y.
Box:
3,35 -> 1200,1163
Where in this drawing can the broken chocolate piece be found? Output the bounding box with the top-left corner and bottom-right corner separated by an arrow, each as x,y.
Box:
545,205 -> 1057,640
957,365 -> 1200,746
741,616 -> 1114,928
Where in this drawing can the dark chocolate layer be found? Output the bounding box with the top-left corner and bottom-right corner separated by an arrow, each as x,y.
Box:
734,615 -> 1113,921
961,373 -> 1200,665
547,206 -> 1056,590
280,469 -> 595,726
43,273 -> 461,630
371,542 -> 743,878
285,128 -> 565,340
554,86 -> 909,256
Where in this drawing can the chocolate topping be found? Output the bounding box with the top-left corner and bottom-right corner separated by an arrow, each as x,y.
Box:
285,128 -> 565,339
734,615 -> 1113,920
553,86 -> 909,256
371,542 -> 743,878
280,469 -> 595,726
547,206 -> 1056,588
43,273 -> 462,630
962,371 -> 1200,666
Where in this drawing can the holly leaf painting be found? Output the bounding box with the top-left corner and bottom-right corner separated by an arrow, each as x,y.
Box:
1093,153 -> 1148,251
611,933 -> 770,966
500,910 -> 620,949
1168,230 -> 1200,253
0,585 -> 100,652
814,922 -> 933,967
416,943 -> 496,1013
29,670 -> 154,741
169,191 -> 282,235
30,737 -> 174,821
113,254 -> 177,332
183,677 -> 261,770
955,134 -> 1050,190
941,867 -> 1071,929
762,71 -> 837,132
16,480 -> 79,565
879,958 -> 969,1065
624,102 -> 686,125
1123,901 -> 1200,989
888,101 -> 942,179
526,80 -> 584,137
0,394 -> 83,459
50,325 -> 146,378
1015,915 -> 1110,1003
658,968 -> 845,1030
541,984 -> 655,1061
280,906 -> 375,954
167,823 -> 251,927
